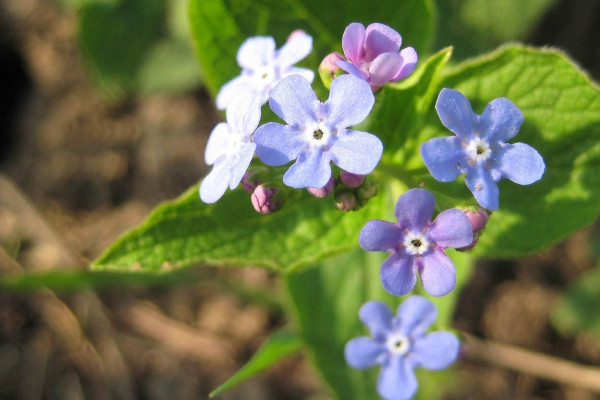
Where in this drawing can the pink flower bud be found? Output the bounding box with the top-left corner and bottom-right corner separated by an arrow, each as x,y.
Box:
319,52 -> 345,89
334,190 -> 357,211
339,170 -> 365,188
457,208 -> 489,251
307,175 -> 336,198
251,185 -> 282,214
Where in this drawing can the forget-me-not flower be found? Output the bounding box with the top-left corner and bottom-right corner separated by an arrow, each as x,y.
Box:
216,31 -> 314,110
420,88 -> 545,210
337,22 -> 417,91
199,95 -> 260,203
345,297 -> 461,400
359,189 -> 472,297
253,74 -> 383,189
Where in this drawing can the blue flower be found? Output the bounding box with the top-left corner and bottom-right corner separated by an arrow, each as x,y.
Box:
199,95 -> 260,203
216,31 -> 314,110
420,88 -> 545,210
253,74 -> 383,189
345,297 -> 461,400
359,189 -> 472,297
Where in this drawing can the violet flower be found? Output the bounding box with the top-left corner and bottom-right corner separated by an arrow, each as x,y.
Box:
359,189 -> 472,297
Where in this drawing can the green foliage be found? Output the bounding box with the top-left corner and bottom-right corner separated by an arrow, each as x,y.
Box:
92,184 -> 391,272
189,0 -> 435,97
78,0 -> 202,97
210,329 -> 302,397
285,247 -> 471,400
552,265 -> 600,342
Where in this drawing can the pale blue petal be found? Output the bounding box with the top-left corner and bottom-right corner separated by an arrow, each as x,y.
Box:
345,337 -> 387,369
435,88 -> 477,139
479,97 -> 523,142
283,67 -> 315,84
428,209 -> 473,249
199,160 -> 230,204
276,31 -> 312,67
465,165 -> 499,210
330,129 -> 382,174
237,36 -> 275,70
359,301 -> 394,339
205,123 -> 230,165
394,188 -> 435,230
336,60 -> 365,80
269,75 -> 319,125
359,220 -> 403,252
364,23 -> 402,61
342,23 -> 366,64
377,356 -> 418,400
380,251 -> 417,296
391,47 -> 418,82
413,331 -> 460,370
368,53 -> 405,89
216,75 -> 252,110
283,147 -> 331,188
394,295 -> 437,337
226,94 -> 261,136
419,250 -> 456,297
326,74 -> 374,127
420,136 -> 464,182
228,142 -> 257,190
254,122 -> 305,166
497,142 -> 545,185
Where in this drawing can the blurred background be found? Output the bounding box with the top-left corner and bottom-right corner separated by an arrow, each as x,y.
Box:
1,0 -> 600,399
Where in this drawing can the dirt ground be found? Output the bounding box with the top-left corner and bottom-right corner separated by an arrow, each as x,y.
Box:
1,0 -> 600,399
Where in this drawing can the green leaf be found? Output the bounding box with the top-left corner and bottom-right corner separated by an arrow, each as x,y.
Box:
92,184 -> 390,272
551,265 -> 600,342
189,0 -> 435,97
285,246 -> 472,400
210,329 -> 302,397
401,44 -> 600,257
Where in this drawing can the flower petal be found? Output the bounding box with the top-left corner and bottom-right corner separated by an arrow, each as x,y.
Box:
269,75 -> 319,125
465,165 -> 499,210
394,188 -> 435,230
428,209 -> 473,249
413,331 -> 460,370
479,97 -> 523,142
342,23 -> 366,64
364,23 -> 402,61
359,301 -> 394,339
368,53 -> 405,90
228,142 -> 257,190
330,129 -> 383,174
345,337 -> 387,369
216,75 -> 252,110
276,31 -> 313,67
326,74 -> 374,127
497,142 -> 545,185
283,147 -> 331,188
377,356 -> 418,400
419,250 -> 456,297
199,160 -> 230,204
359,220 -> 403,252
435,88 -> 477,139
380,251 -> 417,296
226,94 -> 261,136
237,36 -> 275,70
254,122 -> 305,166
336,59 -> 365,80
391,47 -> 418,82
394,295 -> 437,336
205,123 -> 230,165
420,136 -> 464,182
282,66 -> 315,84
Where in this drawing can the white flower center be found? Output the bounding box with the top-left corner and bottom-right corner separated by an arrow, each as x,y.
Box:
386,332 -> 410,355
306,120 -> 334,147
465,138 -> 491,162
403,231 -> 429,255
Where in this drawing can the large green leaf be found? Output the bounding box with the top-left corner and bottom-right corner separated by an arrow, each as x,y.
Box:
189,0 -> 435,97
92,184 -> 389,272
394,45 -> 600,257
285,247 -> 471,400
210,329 -> 302,397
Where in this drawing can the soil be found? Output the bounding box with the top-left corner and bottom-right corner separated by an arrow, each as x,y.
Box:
0,0 -> 599,399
